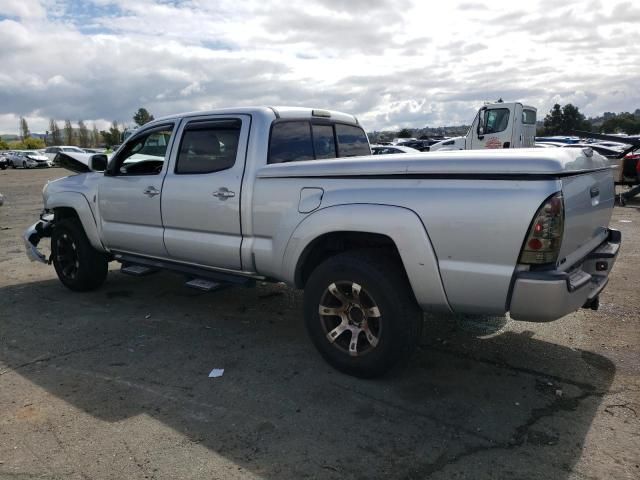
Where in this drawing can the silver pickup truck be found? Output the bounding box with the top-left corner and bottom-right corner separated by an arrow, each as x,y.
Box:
24,106 -> 620,377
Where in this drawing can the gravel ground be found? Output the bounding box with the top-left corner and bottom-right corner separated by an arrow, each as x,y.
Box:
0,168 -> 638,480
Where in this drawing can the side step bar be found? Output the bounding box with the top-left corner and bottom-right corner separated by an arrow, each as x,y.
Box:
121,264 -> 159,276
114,252 -> 257,288
184,278 -> 227,292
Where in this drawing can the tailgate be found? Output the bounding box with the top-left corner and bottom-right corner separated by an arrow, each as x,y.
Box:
557,167 -> 615,269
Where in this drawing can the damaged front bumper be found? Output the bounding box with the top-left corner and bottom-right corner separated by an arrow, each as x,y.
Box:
24,213 -> 54,263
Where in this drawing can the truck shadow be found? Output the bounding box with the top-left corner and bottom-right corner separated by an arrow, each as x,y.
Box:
0,273 -> 615,479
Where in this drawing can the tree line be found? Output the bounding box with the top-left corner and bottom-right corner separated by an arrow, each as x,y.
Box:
0,108 -> 155,150
540,103 -> 640,136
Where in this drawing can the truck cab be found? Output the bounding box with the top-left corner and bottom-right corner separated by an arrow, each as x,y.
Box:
430,102 -> 537,151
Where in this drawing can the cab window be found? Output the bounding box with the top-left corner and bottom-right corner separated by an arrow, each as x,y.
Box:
335,124 -> 371,157
268,120 -> 369,164
110,125 -> 174,175
485,109 -> 510,134
522,109 -> 536,125
176,120 -> 241,174
269,122 -> 314,164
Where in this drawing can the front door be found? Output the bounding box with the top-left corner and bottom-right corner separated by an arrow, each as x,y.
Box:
470,107 -> 513,149
97,123 -> 177,257
161,115 -> 250,270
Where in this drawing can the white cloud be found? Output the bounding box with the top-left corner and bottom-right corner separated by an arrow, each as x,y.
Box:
0,0 -> 639,134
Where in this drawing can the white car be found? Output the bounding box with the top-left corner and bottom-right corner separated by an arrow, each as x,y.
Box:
44,146 -> 88,163
371,145 -> 420,155
8,151 -> 52,168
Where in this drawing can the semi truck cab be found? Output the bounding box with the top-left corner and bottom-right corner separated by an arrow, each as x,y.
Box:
430,101 -> 537,151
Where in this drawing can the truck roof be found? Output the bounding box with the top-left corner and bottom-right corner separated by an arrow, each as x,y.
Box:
150,106 -> 360,126
486,102 -> 536,111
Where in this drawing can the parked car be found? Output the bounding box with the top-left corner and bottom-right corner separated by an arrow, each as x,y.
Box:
561,143 -> 621,160
6,151 -> 50,168
44,146 -> 90,164
24,106 -> 620,378
372,145 -> 420,155
397,139 -> 441,151
11,151 -> 52,168
0,152 -> 8,170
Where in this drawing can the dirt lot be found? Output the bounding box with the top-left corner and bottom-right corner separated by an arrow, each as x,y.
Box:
0,167 -> 638,480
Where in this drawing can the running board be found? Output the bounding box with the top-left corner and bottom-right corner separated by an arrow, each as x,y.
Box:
113,252 -> 256,287
185,278 -> 227,292
121,264 -> 159,276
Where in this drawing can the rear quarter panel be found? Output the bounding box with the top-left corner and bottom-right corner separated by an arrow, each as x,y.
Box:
250,175 -> 560,315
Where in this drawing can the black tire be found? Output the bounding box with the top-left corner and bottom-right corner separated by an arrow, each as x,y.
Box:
11,161 -> 16,169
51,218 -> 109,291
22,160 -> 27,169
303,250 -> 423,378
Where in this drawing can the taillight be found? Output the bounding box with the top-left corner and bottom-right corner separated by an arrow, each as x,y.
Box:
625,152 -> 640,174
519,192 -> 564,265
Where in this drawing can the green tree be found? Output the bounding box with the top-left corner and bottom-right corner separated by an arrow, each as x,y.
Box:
49,119 -> 62,145
543,103 -> 590,135
91,124 -> 101,147
78,120 -> 90,147
601,112 -> 640,135
101,121 -> 122,147
7,138 -> 45,150
109,121 -> 121,145
133,108 -> 154,126
560,104 -> 591,133
64,120 -> 74,145
398,128 -> 412,138
23,137 -> 45,149
0,139 -> 9,150
19,117 -> 30,141
543,104 -> 563,135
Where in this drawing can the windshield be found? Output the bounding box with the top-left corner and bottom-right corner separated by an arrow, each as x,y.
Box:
62,147 -> 86,153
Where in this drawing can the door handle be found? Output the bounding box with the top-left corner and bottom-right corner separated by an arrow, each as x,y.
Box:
143,186 -> 160,197
212,187 -> 235,200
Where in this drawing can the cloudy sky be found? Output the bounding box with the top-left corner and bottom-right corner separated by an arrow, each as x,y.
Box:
1,0 -> 639,134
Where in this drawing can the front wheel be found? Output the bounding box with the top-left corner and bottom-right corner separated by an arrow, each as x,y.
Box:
51,218 -> 109,291
303,250 -> 423,378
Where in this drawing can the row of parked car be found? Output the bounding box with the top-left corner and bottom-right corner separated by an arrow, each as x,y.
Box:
0,146 -> 105,169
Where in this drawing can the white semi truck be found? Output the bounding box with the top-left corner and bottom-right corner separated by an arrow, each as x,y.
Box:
430,101 -> 537,151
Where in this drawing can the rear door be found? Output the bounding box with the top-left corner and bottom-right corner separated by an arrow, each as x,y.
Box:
161,115 -> 250,270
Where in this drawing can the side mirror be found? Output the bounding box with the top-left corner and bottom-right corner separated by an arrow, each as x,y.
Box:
88,154 -> 108,172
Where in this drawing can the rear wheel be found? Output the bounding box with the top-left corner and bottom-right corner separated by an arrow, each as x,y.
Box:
51,218 -> 109,291
22,160 -> 27,168
303,250 -> 423,378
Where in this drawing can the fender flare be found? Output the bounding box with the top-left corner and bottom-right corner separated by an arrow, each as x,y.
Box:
46,192 -> 106,252
283,203 -> 451,312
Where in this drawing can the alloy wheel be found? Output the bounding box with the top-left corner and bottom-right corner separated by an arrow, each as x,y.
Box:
318,281 -> 382,357
55,232 -> 80,281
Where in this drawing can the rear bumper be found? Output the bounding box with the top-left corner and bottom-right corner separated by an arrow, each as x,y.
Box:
509,229 -> 620,322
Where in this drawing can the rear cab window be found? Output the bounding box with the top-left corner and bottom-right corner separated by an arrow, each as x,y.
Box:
268,120 -> 370,164
522,109 -> 537,125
